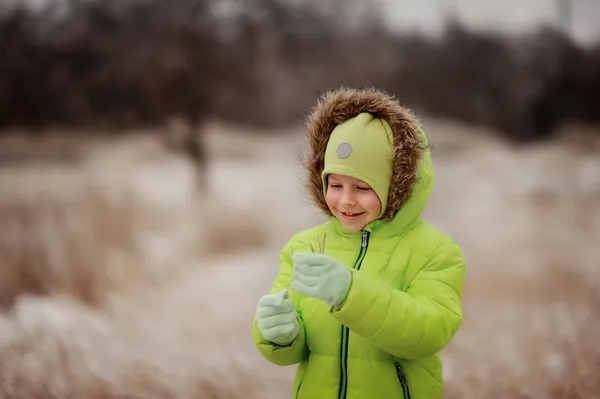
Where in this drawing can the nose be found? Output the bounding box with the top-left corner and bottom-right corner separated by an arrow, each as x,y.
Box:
341,187 -> 356,207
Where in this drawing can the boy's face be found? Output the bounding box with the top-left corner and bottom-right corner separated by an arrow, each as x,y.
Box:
325,174 -> 381,233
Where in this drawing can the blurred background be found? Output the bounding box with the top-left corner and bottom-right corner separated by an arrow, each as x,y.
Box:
0,0 -> 599,398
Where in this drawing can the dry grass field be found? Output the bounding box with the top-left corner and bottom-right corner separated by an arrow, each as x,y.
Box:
0,120 -> 598,398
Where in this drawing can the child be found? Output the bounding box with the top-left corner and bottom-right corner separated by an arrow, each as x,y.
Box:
252,87 -> 466,399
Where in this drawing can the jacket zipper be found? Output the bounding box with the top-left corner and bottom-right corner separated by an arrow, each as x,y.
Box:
338,229 -> 370,399
394,360 -> 412,399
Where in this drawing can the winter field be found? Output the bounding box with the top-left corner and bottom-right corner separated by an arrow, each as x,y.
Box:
0,120 -> 599,398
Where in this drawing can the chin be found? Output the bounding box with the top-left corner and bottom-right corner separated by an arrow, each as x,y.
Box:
341,223 -> 366,233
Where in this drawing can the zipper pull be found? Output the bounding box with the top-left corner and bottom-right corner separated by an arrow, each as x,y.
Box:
361,230 -> 368,247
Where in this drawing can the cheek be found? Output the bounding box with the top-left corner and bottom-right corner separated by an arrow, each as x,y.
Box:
325,190 -> 338,209
363,192 -> 382,214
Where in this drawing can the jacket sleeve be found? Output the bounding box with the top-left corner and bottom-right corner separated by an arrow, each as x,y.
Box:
252,237 -> 309,366
330,240 -> 465,360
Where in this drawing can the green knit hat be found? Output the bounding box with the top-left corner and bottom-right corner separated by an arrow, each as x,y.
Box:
321,112 -> 394,218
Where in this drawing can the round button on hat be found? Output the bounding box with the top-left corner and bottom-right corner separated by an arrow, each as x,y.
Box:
337,142 -> 352,159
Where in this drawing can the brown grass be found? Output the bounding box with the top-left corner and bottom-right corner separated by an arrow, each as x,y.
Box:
0,124 -> 599,398
0,164 -> 204,310
0,156 -> 285,398
443,264 -> 600,399
0,188 -> 138,308
438,181 -> 600,399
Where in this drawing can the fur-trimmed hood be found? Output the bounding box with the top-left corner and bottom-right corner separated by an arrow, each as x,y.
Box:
303,86 -> 432,229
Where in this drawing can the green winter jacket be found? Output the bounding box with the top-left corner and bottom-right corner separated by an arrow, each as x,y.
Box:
252,87 -> 466,399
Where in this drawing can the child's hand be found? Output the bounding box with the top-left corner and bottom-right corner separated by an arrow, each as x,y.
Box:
291,253 -> 352,307
255,288 -> 299,345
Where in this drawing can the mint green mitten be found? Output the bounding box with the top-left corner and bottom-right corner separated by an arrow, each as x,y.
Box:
291,253 -> 352,307
256,288 -> 299,345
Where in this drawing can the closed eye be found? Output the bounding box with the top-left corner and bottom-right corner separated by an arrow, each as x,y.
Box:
357,186 -> 371,191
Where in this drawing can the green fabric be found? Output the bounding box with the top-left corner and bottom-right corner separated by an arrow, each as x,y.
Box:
252,128 -> 466,399
322,112 -> 394,217
291,252 -> 353,307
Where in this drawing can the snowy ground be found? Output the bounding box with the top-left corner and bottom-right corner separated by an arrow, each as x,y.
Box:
0,120 -> 599,398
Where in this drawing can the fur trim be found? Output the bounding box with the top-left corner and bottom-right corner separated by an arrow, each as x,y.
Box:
303,86 -> 426,221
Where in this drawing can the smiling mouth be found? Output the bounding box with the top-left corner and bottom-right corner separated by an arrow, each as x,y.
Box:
340,211 -> 365,217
